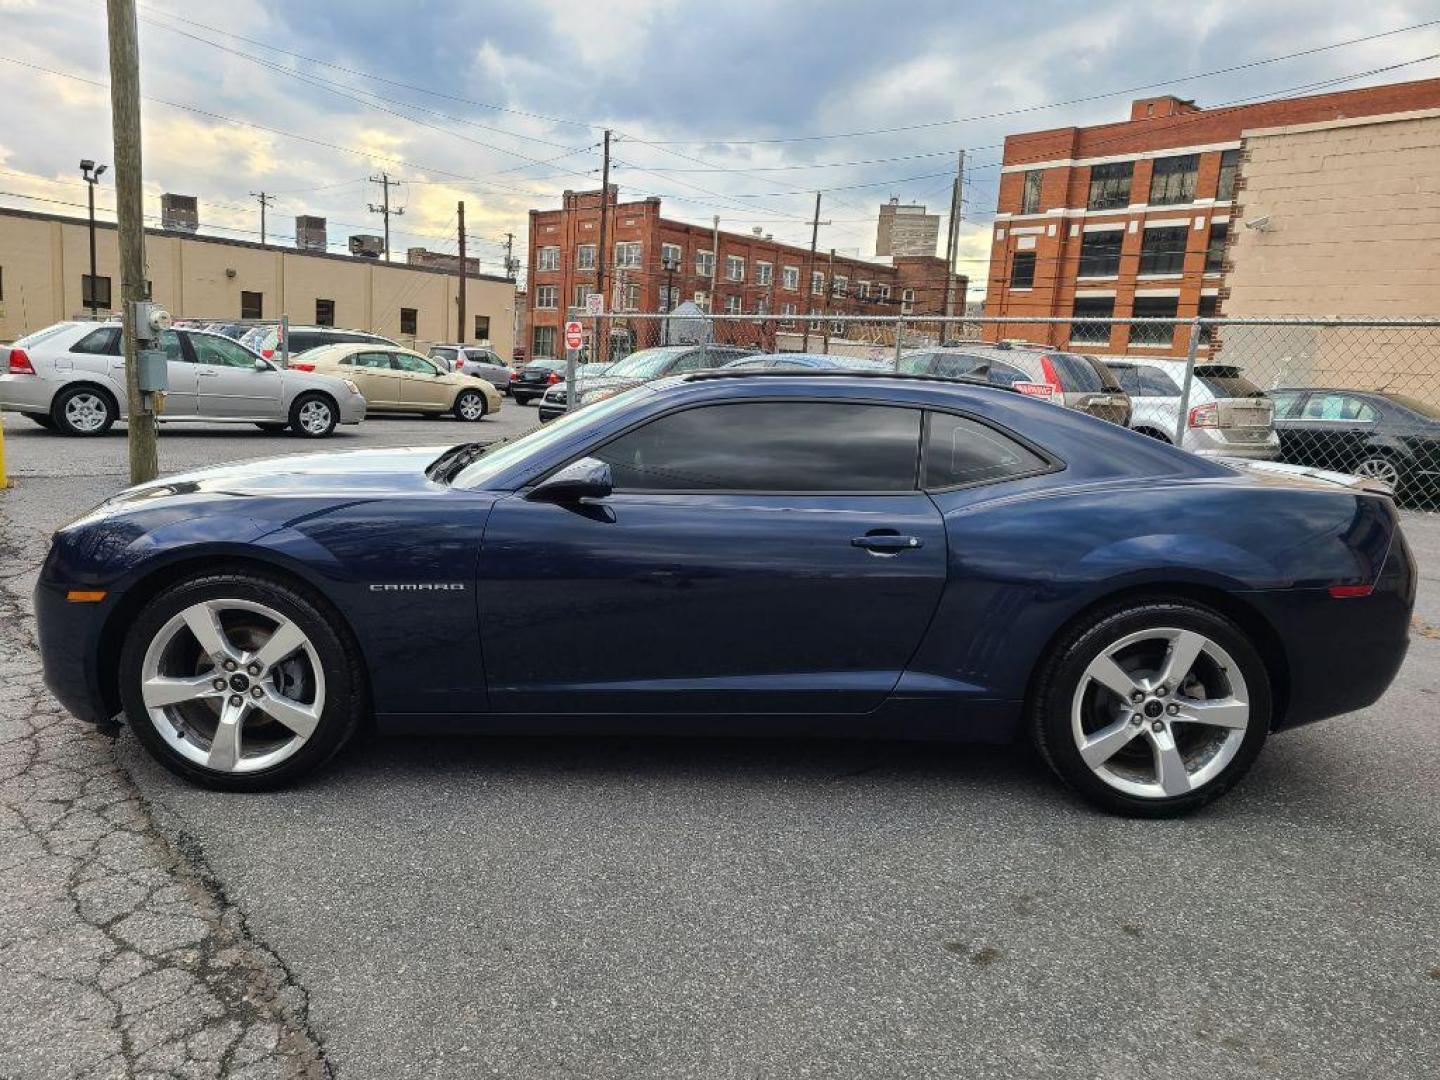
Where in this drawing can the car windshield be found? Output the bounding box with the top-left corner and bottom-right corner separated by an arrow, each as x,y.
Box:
1387,393 -> 1440,419
452,385 -> 652,488
1195,366 -> 1264,399
602,349 -> 688,379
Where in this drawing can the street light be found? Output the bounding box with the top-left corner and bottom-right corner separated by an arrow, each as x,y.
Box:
661,255 -> 678,345
79,160 -> 108,316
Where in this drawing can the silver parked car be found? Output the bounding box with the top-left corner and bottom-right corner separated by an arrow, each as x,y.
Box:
427,344 -> 513,392
1,322 -> 366,438
1104,359 -> 1279,459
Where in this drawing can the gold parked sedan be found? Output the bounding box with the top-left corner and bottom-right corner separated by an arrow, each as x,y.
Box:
296,343 -> 502,421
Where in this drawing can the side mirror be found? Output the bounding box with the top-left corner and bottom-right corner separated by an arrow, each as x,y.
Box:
528,457 -> 612,503
254,358 -> 271,371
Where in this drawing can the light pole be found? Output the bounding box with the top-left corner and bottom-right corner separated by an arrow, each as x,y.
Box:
661,255 -> 678,345
79,159 -> 108,316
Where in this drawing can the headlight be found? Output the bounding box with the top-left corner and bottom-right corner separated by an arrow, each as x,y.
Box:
343,379 -> 362,395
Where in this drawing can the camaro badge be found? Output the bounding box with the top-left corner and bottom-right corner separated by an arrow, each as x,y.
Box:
369,583 -> 467,592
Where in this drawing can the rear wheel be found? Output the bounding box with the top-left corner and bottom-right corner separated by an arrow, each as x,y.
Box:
454,388 -> 487,422
1352,454 -> 1404,492
288,393 -> 337,438
52,386 -> 117,436
118,573 -> 366,791
1030,599 -> 1270,817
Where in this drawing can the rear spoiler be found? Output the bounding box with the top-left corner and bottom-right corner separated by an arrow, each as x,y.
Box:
1221,458 -> 1394,496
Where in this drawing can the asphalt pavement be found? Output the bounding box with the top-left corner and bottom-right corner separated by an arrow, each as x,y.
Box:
2,405 -> 1438,1079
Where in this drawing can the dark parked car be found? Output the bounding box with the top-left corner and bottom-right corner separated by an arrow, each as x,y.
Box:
538,345 -> 755,420
510,358 -> 567,404
900,343 -> 1131,425
1270,388 -> 1440,500
35,371 -> 1414,816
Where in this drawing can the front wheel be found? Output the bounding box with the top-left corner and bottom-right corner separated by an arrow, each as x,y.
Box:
288,393 -> 337,438
52,386 -> 117,436
118,572 -> 366,790
1030,599 -> 1270,817
454,388 -> 487,422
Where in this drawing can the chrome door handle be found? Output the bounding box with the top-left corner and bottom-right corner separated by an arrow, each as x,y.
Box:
851,534 -> 923,554
198,369 -> 219,378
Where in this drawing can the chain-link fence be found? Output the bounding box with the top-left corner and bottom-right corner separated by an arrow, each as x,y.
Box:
551,313 -> 1440,511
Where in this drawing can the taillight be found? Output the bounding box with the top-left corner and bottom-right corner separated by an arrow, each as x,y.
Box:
1188,402 -> 1219,428
289,362 -> 315,372
1328,584 -> 1374,598
7,348 -> 35,375
1038,355 -> 1065,394
262,348 -> 275,360
546,371 -> 561,384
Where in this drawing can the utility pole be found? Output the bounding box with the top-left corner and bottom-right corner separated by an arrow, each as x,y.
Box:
594,130 -> 611,361
106,0 -> 156,484
457,201 -> 467,342
368,172 -> 404,261
504,232 -> 516,280
941,149 -> 965,336
800,193 -> 830,351
250,190 -> 275,246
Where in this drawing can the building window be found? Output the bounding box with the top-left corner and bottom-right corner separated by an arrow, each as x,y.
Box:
725,255 -> 745,281
782,265 -> 799,290
1205,222 -> 1229,272
400,307 -> 418,335
1148,154 -> 1199,206
315,298 -> 335,326
811,271 -> 824,296
724,295 -> 742,315
615,241 -> 642,268
808,309 -> 822,331
571,285 -> 590,310
1216,149 -> 1241,202
576,244 -> 596,270
780,302 -> 797,319
1139,226 -> 1189,275
661,242 -> 682,269
82,274 -> 113,309
533,325 -> 556,357
1078,231 -> 1123,277
1087,162 -> 1133,211
537,246 -> 560,271
876,283 -> 891,301
1010,252 -> 1037,289
474,315 -> 490,341
1070,297 -> 1114,344
696,250 -> 714,278
617,283 -> 639,311
693,290 -> 709,312
1021,169 -> 1043,215
240,290 -> 262,320
1129,296 -> 1179,346
1198,294 -> 1219,344
856,281 -> 870,299
833,275 -> 848,297
536,285 -> 558,309
659,285 -> 680,312
755,261 -> 773,286
901,288 -> 915,314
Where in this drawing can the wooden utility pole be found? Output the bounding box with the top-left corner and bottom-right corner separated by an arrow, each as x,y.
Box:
504,232 -> 515,280
941,149 -> 965,334
250,190 -> 275,245
368,173 -> 404,261
107,0 -> 157,484
594,130 -> 611,360
457,201 -> 467,342
800,193 -> 829,351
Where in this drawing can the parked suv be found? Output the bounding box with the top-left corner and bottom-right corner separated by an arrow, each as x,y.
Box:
427,344 -> 512,392
1105,360 -> 1279,459
899,342 -> 1131,425
1,321 -> 366,437
238,324 -> 398,364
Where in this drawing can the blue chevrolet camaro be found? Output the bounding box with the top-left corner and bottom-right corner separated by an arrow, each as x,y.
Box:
36,372 -> 1415,815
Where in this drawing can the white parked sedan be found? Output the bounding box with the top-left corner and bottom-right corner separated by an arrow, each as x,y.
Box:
1,322 -> 367,437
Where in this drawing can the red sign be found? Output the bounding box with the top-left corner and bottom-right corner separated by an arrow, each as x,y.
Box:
563,321 -> 584,351
1013,381 -> 1058,402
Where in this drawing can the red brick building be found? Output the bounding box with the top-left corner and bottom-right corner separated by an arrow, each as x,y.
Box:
982,77 -> 1440,357
527,189 -> 965,358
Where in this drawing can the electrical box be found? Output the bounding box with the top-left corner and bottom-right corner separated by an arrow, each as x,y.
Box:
137,349 -> 168,393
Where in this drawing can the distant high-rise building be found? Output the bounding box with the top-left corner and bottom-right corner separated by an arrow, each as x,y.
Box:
407,246 -> 480,275
295,215 -> 327,252
160,193 -> 198,234
875,197 -> 939,257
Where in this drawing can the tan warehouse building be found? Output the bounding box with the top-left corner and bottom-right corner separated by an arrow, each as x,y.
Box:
0,207 -> 517,356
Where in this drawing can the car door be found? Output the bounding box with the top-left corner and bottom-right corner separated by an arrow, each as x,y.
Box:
155,330 -> 199,416
345,351 -> 405,408
1269,390 -> 1307,462
187,333 -> 282,418
1286,392 -> 1378,471
394,351 -> 451,410
477,399 -> 948,715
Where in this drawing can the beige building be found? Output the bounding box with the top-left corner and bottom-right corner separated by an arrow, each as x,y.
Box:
1222,107 -> 1440,397
875,197 -> 941,258
0,207 -> 517,356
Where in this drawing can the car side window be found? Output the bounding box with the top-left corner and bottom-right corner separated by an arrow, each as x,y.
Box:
1301,393 -> 1377,422
71,327 -> 122,355
670,351 -> 713,374
923,413 -> 1049,489
392,352 -> 438,374
1138,366 -> 1178,396
190,335 -> 258,369
160,330 -> 186,363
352,352 -> 393,370
1268,391 -> 1301,418
592,402 -> 922,492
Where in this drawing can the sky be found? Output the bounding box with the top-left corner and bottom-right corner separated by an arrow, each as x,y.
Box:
1,0 -> 1439,299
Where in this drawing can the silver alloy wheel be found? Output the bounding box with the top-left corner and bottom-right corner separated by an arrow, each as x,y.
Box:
63,391 -> 110,433
457,391 -> 485,420
139,599 -> 326,774
1071,627 -> 1250,800
297,398 -> 332,435
1353,456 -> 1401,489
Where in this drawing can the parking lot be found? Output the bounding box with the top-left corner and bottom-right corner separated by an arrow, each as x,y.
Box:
2,407 -> 1439,1079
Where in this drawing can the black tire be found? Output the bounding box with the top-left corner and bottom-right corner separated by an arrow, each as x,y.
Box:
51,385 -> 118,436
24,412 -> 56,430
513,393 -> 533,405
288,393 -> 337,438
1351,453 -> 1406,497
118,571 -> 366,791
1029,598 -> 1271,818
453,388 -> 487,422
255,422 -> 289,433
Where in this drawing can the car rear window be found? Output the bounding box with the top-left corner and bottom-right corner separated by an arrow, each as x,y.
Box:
1043,352 -> 1107,392
1195,366 -> 1264,399
71,327 -> 122,355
